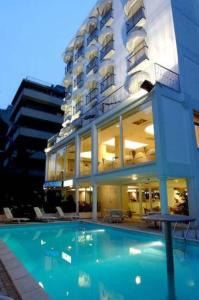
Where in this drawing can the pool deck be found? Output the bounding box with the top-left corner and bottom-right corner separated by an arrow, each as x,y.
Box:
0,240 -> 50,300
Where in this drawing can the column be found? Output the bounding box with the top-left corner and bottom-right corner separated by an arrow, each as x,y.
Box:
139,183 -> 143,217
119,115 -> 124,168
92,124 -> 98,175
92,183 -> 98,221
75,184 -> 79,215
45,154 -> 49,181
75,134 -> 80,178
149,188 -> 152,211
160,176 -> 169,214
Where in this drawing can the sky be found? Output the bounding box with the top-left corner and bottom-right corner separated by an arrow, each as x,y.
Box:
0,0 -> 97,109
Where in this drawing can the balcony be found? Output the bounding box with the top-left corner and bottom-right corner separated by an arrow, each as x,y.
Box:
65,60 -> 73,74
100,73 -> 114,93
74,73 -> 84,89
86,88 -> 98,105
73,102 -> 83,115
127,42 -> 148,72
87,28 -> 98,46
63,49 -> 73,63
75,46 -> 84,61
126,7 -> 146,34
100,39 -> 114,60
86,56 -> 99,74
65,85 -> 72,100
100,9 -> 113,29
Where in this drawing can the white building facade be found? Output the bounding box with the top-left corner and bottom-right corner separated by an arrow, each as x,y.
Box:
44,0 -> 199,223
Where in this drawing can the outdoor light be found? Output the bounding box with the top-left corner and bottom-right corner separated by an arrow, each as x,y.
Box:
135,276 -> 142,285
145,124 -> 154,135
140,80 -> 154,92
129,247 -> 141,255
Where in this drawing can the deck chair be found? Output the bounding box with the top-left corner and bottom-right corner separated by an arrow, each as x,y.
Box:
56,207 -> 79,220
3,208 -> 29,224
104,209 -> 124,223
34,207 -> 57,222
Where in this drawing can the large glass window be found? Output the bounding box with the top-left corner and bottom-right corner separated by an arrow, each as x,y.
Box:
80,134 -> 92,176
123,102 -> 155,166
47,153 -> 56,181
98,119 -> 120,172
65,142 -> 75,178
194,111 -> 199,147
55,148 -> 65,180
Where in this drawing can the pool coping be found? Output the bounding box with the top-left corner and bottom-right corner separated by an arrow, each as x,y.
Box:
0,240 -> 51,300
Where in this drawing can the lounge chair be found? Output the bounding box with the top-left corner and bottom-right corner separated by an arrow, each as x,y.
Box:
56,207 -> 79,220
33,207 -> 57,222
3,208 -> 29,224
104,209 -> 124,223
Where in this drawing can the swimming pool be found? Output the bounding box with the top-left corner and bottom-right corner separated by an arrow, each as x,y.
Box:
0,222 -> 198,300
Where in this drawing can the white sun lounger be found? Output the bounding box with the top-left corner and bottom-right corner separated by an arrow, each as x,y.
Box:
3,208 -> 29,224
56,207 -> 79,220
34,207 -> 57,222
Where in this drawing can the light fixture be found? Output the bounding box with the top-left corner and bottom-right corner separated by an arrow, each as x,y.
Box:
125,140 -> 147,150
132,174 -> 138,181
103,138 -> 115,146
135,276 -> 142,285
80,151 -> 91,159
129,247 -> 141,255
145,124 -> 154,135
140,80 -> 154,92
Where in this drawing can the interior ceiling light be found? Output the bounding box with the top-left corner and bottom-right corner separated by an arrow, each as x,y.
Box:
132,174 -> 138,181
125,140 -> 147,150
80,151 -> 91,158
145,124 -> 154,135
103,138 -> 115,146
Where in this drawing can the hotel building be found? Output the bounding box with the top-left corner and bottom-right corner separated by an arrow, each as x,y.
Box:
44,0 -> 199,223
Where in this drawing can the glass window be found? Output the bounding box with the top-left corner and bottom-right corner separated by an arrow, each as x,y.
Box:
98,118 -> 120,172
55,148 -> 65,180
123,102 -> 155,166
65,142 -> 75,178
80,134 -> 92,176
79,186 -> 93,212
48,153 -> 56,181
194,111 -> 199,147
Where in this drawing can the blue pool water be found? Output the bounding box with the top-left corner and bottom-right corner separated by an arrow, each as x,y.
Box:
0,222 -> 199,300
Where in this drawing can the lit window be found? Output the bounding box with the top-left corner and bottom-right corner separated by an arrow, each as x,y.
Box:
194,111 -> 199,148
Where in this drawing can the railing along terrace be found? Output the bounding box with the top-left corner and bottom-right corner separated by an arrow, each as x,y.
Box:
87,28 -> 98,46
65,61 -> 73,74
100,9 -> 113,29
86,57 -> 99,74
126,6 -> 145,34
100,73 -> 114,93
100,39 -> 114,61
74,73 -> 84,89
86,88 -> 98,105
73,102 -> 82,114
127,43 -> 148,71
75,46 -> 84,61
154,64 -> 180,91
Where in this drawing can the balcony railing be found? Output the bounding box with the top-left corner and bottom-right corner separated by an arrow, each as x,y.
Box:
126,6 -> 145,34
86,57 -> 99,74
100,9 -> 113,29
100,73 -> 114,93
75,46 -> 84,61
65,61 -> 73,74
65,86 -> 72,100
73,102 -> 82,114
100,39 -> 114,61
86,88 -> 98,105
127,43 -> 148,71
87,28 -> 98,46
154,64 -> 180,91
74,73 -> 84,88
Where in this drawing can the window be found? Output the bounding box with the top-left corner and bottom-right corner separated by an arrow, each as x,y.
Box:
122,102 -> 155,166
80,134 -> 92,176
98,118 -> 120,172
194,111 -> 199,147
65,142 -> 75,178
48,153 -> 56,181
55,148 -> 65,180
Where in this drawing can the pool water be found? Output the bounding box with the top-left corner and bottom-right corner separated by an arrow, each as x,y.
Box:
0,222 -> 199,300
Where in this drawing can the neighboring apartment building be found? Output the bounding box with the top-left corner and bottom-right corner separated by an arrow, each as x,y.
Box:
44,0 -> 199,223
3,78 -> 65,205
0,106 -> 11,166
